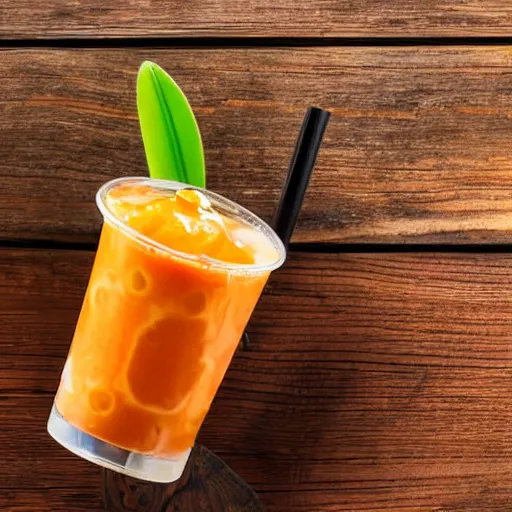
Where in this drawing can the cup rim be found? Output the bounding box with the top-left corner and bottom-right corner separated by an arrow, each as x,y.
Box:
96,177 -> 287,274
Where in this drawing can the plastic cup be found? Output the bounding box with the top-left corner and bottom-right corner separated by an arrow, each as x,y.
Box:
47,177 -> 286,483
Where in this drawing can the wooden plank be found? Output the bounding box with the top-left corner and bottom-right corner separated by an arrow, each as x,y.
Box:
1,248 -> 511,511
2,1 -> 512,38
4,48 -> 512,245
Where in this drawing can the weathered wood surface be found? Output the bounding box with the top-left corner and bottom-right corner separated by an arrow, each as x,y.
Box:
103,445 -> 264,512
2,248 -> 511,511
4,48 -> 512,245
2,1 -> 512,38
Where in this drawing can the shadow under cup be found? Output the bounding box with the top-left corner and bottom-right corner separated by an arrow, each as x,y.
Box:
47,177 -> 286,483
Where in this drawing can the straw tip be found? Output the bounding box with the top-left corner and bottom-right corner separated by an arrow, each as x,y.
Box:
307,106 -> 332,118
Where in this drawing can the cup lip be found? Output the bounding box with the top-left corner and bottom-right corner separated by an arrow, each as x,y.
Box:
96,176 -> 287,274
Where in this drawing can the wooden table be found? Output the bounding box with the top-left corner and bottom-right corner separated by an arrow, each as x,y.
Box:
2,3 -> 512,511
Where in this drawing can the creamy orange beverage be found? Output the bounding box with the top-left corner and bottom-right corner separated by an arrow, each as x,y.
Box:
48,177 -> 285,482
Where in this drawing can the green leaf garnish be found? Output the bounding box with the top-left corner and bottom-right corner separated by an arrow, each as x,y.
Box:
137,61 -> 205,187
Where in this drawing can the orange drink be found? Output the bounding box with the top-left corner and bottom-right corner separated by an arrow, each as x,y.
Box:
47,177 -> 286,482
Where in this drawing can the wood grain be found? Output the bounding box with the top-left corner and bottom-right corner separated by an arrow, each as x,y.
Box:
2,1 -> 512,38
4,47 -> 512,245
2,248 -> 511,511
103,445 -> 264,511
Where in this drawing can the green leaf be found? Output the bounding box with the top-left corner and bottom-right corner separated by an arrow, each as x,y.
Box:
137,61 -> 206,187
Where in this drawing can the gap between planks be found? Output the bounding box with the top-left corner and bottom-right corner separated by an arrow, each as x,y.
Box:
2,36 -> 512,49
2,238 -> 512,254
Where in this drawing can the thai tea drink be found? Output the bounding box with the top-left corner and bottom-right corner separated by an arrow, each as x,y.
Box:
47,177 -> 286,482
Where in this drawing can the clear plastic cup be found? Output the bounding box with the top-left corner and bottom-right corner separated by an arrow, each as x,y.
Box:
47,177 -> 286,483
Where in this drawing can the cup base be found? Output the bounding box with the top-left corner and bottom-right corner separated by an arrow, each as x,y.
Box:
47,403 -> 191,483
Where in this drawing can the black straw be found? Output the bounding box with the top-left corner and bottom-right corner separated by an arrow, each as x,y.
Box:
273,107 -> 331,249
